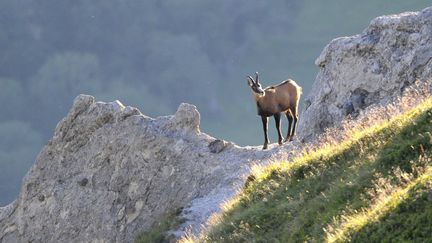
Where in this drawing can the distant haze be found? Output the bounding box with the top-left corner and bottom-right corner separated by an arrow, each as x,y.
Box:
0,0 -> 430,205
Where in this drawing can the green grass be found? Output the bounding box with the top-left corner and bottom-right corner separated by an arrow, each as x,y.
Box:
200,97 -> 432,243
135,208 -> 183,243
337,170 -> 432,242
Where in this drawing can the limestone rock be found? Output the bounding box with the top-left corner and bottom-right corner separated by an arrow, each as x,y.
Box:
299,6 -> 432,141
0,94 -> 288,243
208,139 -> 229,154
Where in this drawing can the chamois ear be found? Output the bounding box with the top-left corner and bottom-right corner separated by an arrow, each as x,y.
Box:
247,76 -> 255,86
255,72 -> 260,84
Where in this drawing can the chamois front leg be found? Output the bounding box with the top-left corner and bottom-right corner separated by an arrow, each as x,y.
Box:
274,113 -> 283,145
261,116 -> 269,150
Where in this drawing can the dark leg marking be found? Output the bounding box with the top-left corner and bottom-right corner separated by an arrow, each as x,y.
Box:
290,107 -> 299,142
274,113 -> 283,145
261,116 -> 269,149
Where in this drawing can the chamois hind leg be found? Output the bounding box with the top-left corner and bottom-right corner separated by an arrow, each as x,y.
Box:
274,113 -> 283,145
261,116 -> 269,150
290,106 -> 299,142
285,110 -> 294,142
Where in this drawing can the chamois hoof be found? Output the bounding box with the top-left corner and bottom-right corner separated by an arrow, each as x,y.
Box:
262,144 -> 268,150
278,140 -> 283,146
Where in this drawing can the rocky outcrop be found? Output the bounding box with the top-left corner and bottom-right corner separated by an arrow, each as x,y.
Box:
0,95 -> 289,243
299,6 -> 432,141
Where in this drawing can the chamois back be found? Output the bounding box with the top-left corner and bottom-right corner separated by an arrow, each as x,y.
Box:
261,79 -> 301,115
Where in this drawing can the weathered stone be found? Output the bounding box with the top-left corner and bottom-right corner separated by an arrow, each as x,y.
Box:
77,178 -> 88,187
0,94 -> 288,243
299,6 -> 432,141
343,101 -> 355,116
208,139 -> 228,153
37,194 -> 45,202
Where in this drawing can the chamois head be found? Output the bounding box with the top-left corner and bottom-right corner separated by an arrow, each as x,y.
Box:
247,72 -> 265,96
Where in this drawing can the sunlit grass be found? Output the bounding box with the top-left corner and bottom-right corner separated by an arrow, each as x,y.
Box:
198,96 -> 432,242
326,166 -> 432,242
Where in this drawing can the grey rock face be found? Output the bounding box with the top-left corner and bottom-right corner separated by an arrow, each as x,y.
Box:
208,139 -> 229,154
0,95 -> 288,243
299,6 -> 432,141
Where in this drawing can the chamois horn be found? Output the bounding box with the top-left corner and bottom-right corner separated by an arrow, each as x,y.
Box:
247,76 -> 255,83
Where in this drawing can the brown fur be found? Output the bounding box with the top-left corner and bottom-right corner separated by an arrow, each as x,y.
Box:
248,74 -> 302,149
254,79 -> 302,117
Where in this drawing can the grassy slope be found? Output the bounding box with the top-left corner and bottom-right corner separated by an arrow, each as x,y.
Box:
135,209 -> 183,243
201,97 -> 432,242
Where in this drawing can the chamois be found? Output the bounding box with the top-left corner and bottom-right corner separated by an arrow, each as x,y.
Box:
247,72 -> 302,149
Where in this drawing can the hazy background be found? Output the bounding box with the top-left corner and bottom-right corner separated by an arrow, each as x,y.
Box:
0,1 -> 430,206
